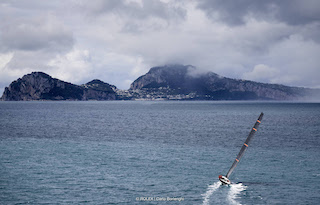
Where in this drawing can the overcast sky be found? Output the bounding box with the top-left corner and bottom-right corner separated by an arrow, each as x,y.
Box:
0,0 -> 320,93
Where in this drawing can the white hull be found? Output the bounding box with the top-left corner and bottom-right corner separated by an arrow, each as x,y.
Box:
219,175 -> 231,185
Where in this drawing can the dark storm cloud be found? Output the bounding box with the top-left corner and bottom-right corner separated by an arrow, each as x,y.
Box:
87,0 -> 186,19
82,0 -> 186,32
196,0 -> 320,26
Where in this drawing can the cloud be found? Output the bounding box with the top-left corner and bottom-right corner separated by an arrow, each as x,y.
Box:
47,49 -> 145,89
0,52 -> 14,95
80,0 -> 186,33
84,0 -> 186,22
0,52 -> 13,69
0,2 -> 75,94
0,0 -> 319,95
47,49 -> 93,84
243,64 -> 280,83
1,17 -> 73,53
263,34 -> 320,87
243,34 -> 320,87
196,0 -> 320,26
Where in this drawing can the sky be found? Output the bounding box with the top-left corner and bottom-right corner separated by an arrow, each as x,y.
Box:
0,0 -> 320,94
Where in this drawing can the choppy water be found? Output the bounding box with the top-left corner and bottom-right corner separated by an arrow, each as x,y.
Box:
0,101 -> 319,204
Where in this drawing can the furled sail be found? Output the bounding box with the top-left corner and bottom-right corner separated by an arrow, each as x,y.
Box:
226,112 -> 264,178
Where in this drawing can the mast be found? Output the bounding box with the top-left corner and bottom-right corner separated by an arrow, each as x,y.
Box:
226,112 -> 264,178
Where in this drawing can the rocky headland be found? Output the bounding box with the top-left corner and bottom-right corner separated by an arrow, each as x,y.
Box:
1,72 -> 116,101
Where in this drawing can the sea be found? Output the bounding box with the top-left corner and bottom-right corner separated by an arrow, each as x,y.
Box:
0,101 -> 319,204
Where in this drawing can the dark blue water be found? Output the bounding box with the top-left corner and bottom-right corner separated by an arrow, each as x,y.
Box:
0,101 -> 319,204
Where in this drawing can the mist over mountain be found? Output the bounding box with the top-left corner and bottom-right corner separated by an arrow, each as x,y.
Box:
1,65 -> 319,101
130,65 -> 316,100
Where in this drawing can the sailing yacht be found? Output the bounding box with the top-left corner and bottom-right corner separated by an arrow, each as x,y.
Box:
219,113 -> 264,185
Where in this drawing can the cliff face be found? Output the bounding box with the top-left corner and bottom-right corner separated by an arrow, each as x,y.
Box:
130,65 -> 310,100
1,72 -> 116,101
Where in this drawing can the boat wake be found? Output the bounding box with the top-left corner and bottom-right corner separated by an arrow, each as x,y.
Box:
202,181 -> 221,205
227,183 -> 246,205
202,182 -> 247,205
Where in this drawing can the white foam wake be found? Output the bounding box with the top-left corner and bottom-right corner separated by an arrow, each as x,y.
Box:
202,181 -> 221,205
227,183 -> 246,205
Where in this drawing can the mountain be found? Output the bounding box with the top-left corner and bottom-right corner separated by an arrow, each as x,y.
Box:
1,66 -> 318,101
82,79 -> 116,92
81,79 -> 117,100
130,65 -> 315,100
1,72 -> 116,101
